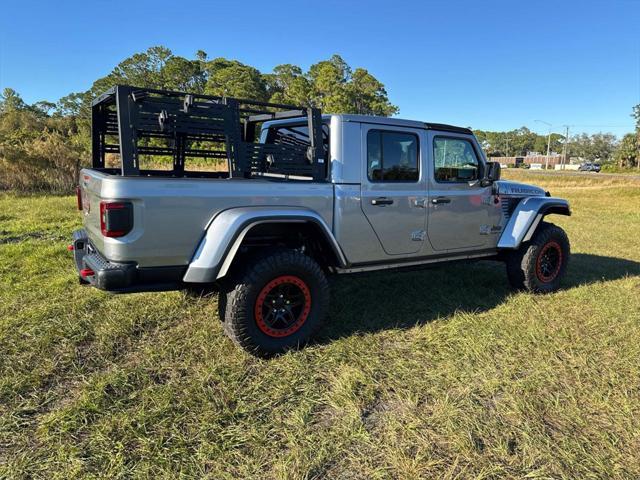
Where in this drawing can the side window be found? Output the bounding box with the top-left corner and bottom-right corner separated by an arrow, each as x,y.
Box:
433,137 -> 480,182
367,130 -> 419,182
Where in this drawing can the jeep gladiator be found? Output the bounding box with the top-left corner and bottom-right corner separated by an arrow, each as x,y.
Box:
71,86 -> 571,356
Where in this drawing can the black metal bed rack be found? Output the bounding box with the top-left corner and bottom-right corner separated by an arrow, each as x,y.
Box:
91,85 -> 326,180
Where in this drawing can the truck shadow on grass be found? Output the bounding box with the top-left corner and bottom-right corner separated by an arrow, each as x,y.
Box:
318,253 -> 640,341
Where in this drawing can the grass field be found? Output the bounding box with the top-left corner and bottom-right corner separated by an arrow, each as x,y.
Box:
1,171 -> 639,479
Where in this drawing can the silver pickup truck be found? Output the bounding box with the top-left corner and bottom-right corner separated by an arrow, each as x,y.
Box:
72,86 -> 571,356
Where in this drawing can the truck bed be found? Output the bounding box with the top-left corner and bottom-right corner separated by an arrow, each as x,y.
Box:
80,168 -> 334,269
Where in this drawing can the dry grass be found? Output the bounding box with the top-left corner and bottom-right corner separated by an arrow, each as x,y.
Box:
1,171 -> 639,478
0,131 -> 85,193
504,168 -> 640,188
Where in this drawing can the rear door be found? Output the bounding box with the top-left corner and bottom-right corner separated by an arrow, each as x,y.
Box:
360,124 -> 427,255
426,133 -> 499,251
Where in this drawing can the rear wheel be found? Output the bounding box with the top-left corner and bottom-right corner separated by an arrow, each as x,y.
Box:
506,222 -> 570,293
223,250 -> 329,357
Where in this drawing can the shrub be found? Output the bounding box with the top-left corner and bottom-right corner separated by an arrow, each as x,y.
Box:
0,130 -> 88,193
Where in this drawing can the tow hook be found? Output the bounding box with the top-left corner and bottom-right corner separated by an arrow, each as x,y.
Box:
80,268 -> 95,278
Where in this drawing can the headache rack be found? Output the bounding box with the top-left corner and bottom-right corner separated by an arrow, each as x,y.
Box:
91,85 -> 326,180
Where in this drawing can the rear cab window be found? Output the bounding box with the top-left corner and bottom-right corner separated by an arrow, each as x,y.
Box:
257,121 -> 331,179
263,123 -> 329,158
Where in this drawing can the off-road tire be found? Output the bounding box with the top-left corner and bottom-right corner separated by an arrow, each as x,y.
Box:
217,290 -> 228,322
506,222 -> 570,293
223,250 -> 330,357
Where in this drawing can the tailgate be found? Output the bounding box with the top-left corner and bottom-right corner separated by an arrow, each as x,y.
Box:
78,168 -> 109,254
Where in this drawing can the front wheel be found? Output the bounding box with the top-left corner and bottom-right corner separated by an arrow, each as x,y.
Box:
223,250 -> 330,357
506,222 -> 570,293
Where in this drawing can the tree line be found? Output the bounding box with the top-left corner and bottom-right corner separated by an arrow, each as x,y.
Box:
1,45 -> 639,192
7,46 -> 399,120
473,127 -> 639,168
0,46 -> 398,192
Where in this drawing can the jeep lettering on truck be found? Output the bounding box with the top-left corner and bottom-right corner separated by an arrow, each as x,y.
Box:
70,85 -> 571,357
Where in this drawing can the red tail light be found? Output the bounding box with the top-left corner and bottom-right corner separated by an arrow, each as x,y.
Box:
100,201 -> 133,238
76,186 -> 83,211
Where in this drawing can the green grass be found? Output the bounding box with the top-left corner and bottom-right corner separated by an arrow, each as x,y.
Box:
600,164 -> 640,175
1,172 -> 639,479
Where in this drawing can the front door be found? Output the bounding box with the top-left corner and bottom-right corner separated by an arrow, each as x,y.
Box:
360,125 -> 427,255
426,133 -> 498,251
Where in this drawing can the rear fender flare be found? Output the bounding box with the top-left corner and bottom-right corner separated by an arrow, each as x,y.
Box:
497,197 -> 571,250
183,207 -> 347,283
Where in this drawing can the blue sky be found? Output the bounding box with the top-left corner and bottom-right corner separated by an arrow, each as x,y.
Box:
1,0 -> 639,137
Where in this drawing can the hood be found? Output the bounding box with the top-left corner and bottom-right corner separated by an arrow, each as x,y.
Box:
493,180 -> 546,197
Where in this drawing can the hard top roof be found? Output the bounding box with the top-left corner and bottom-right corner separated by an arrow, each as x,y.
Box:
266,114 -> 473,135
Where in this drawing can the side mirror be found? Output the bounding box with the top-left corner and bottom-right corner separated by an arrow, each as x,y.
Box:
486,161 -> 501,182
479,161 -> 500,187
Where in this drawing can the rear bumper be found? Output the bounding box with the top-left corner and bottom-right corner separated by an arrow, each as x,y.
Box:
71,229 -> 185,293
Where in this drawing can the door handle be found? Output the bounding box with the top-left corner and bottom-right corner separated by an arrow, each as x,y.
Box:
431,196 -> 451,205
371,197 -> 394,206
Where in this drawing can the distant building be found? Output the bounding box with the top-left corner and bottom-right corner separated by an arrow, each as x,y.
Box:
490,155 -> 564,168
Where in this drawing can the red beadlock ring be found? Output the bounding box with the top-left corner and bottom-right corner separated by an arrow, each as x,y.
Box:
536,240 -> 563,282
254,275 -> 311,338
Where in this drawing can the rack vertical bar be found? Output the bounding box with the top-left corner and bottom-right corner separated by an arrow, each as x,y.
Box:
115,85 -> 139,176
307,107 -> 325,180
91,103 -> 105,168
223,97 -> 243,178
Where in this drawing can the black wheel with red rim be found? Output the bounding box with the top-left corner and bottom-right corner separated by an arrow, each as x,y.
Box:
254,275 -> 312,338
535,241 -> 563,283
222,250 -> 330,357
506,222 -> 570,293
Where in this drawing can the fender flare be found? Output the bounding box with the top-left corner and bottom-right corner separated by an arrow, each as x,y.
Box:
497,197 -> 571,250
182,207 -> 348,283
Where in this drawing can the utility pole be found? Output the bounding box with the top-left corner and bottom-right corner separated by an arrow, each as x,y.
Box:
546,132 -> 552,170
535,120 -> 553,170
561,125 -> 570,170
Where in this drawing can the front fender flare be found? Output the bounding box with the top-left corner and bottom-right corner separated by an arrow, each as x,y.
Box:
183,207 -> 347,283
497,197 -> 571,249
